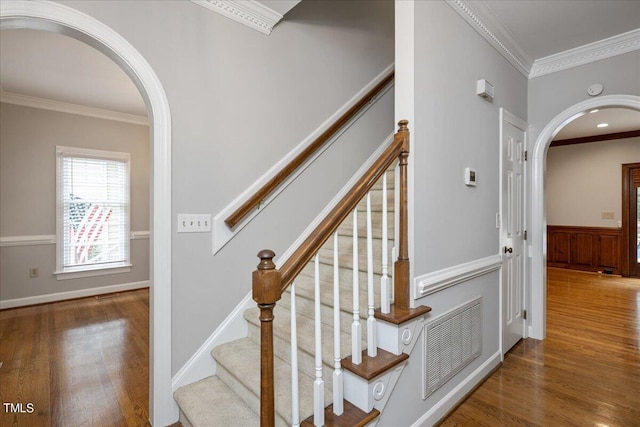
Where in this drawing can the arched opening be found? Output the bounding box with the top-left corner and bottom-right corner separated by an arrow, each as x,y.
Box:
529,94 -> 640,341
0,1 -> 174,424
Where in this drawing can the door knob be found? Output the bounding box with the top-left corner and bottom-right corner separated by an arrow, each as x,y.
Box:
504,246 -> 513,254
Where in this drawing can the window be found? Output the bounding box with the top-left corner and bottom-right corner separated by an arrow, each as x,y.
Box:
56,146 -> 131,279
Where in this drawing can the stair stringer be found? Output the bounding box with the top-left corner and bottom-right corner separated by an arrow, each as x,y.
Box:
342,313 -> 429,422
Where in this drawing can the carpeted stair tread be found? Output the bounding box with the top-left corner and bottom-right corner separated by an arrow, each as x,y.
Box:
281,273 -> 379,325
244,305 -> 361,369
174,376 -> 259,427
212,337 -> 331,425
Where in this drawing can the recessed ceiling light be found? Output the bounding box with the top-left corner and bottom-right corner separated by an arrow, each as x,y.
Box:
589,109 -> 599,113
597,123 -> 609,128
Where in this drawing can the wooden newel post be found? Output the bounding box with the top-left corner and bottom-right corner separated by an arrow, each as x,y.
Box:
394,120 -> 411,309
252,249 -> 282,427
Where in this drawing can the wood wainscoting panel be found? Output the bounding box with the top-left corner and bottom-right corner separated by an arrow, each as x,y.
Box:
547,226 -> 622,274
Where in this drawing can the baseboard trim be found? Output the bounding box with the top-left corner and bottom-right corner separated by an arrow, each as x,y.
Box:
0,280 -> 149,309
415,254 -> 502,298
171,291 -> 254,392
410,350 -> 502,427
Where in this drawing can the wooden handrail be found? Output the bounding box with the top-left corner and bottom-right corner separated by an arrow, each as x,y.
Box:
279,120 -> 409,292
252,120 -> 411,427
225,71 -> 395,229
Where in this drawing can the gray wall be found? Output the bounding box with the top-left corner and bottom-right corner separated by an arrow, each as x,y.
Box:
0,103 -> 150,300
59,0 -> 395,373
383,2 -> 527,424
547,137 -> 640,227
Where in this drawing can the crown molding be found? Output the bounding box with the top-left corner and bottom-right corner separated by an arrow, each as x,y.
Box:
446,0 -> 532,78
530,28 -> 640,79
0,91 -> 149,126
191,0 -> 296,35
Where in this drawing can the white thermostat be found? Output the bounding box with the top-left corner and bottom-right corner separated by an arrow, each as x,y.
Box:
464,167 -> 477,186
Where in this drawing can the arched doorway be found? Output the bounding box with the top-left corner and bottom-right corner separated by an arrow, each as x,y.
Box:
529,94 -> 640,341
0,1 -> 174,424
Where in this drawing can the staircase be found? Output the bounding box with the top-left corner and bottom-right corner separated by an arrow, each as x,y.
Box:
175,121 -> 430,426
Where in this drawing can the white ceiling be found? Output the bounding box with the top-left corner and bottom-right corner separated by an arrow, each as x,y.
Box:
554,107 -> 640,140
483,0 -> 640,60
0,0 -> 638,135
0,28 -> 146,117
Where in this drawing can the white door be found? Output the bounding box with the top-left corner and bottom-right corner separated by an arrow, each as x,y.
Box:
500,109 -> 526,355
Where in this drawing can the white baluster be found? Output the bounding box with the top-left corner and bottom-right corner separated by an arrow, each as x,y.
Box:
366,192 -> 377,357
313,255 -> 325,426
351,208 -> 362,365
381,171 -> 391,314
332,232 -> 344,415
290,283 -> 300,427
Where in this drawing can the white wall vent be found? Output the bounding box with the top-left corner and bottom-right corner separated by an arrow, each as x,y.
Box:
423,297 -> 482,399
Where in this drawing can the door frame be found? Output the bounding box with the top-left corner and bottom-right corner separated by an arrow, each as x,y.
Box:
499,108 -> 528,358
529,94 -> 640,341
0,1 -> 175,425
622,163 -> 640,277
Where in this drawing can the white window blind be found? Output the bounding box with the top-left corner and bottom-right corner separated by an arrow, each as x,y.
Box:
56,147 -> 130,274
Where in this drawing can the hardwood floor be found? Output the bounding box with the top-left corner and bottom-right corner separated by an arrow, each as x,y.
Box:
441,268 -> 640,427
0,289 -> 149,427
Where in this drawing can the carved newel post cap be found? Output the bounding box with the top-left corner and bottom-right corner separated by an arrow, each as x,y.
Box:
397,119 -> 409,132
256,249 -> 276,270
253,249 -> 281,305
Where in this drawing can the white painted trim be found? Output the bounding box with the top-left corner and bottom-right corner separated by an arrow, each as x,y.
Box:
0,280 -> 149,309
530,95 -> 640,341
410,350 -> 502,427
0,231 -> 150,246
54,264 -> 132,280
171,292 -> 253,391
415,254 -> 502,298
498,108 -> 528,358
446,0 -> 532,77
191,0 -> 295,35
0,2 -> 175,424
395,1 -> 415,306
131,230 -> 150,240
212,64 -> 395,254
0,235 -> 56,247
0,90 -> 148,126
446,2 -> 640,80
530,29 -> 640,79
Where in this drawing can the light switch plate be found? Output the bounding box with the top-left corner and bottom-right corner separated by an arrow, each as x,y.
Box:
178,214 -> 211,232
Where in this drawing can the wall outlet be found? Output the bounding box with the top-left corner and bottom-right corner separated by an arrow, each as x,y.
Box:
29,268 -> 39,278
178,214 -> 211,233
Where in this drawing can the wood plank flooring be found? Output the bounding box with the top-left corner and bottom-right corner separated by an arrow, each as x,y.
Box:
441,268 -> 640,427
0,289 -> 149,427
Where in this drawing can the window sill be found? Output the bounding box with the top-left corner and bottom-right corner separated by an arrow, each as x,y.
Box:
54,264 -> 132,281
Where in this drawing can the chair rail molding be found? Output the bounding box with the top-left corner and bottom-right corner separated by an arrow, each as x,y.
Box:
0,235 -> 56,247
191,0 -> 300,35
415,254 -> 502,298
